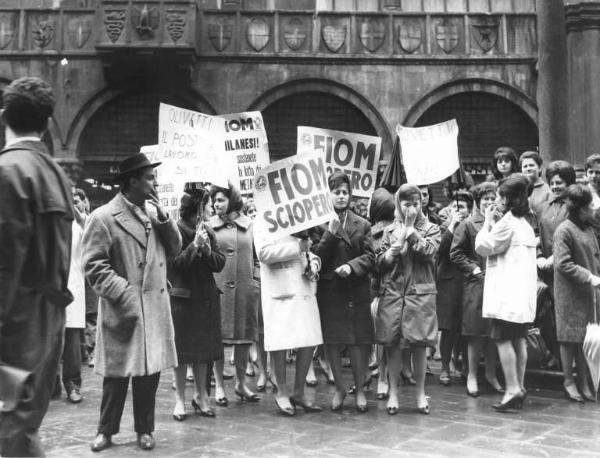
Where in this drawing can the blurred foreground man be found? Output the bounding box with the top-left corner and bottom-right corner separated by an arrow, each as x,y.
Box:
0,77 -> 74,456
82,153 -> 181,452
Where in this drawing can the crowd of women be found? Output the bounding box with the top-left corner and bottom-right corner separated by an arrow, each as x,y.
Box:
146,146 -> 600,421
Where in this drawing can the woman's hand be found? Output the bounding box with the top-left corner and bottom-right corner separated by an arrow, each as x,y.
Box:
405,207 -> 418,228
334,264 -> 352,278
590,275 -> 600,288
306,259 -> 320,281
73,204 -> 86,228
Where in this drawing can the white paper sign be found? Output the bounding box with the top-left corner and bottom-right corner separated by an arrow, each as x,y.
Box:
397,119 -> 460,185
297,126 -> 382,198
140,144 -> 181,221
253,151 -> 335,239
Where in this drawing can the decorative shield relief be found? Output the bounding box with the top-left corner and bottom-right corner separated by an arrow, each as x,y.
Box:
208,16 -> 233,51
0,13 -> 16,50
435,19 -> 459,54
246,17 -> 270,52
283,17 -> 307,51
32,19 -> 55,49
359,18 -> 385,52
397,18 -> 422,54
471,17 -> 499,53
131,4 -> 159,40
104,9 -> 126,43
166,11 -> 186,43
322,24 -> 346,53
68,18 -> 92,48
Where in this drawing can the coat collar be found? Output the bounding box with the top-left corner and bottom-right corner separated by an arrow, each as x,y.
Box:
208,213 -> 252,231
111,193 -> 148,248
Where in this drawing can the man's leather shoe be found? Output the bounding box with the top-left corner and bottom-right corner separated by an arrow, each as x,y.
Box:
90,433 -> 111,452
137,433 -> 155,451
67,385 -> 83,404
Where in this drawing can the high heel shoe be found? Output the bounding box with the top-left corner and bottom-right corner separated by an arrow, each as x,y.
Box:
191,399 -> 216,418
348,376 -> 373,395
401,372 -> 417,386
330,392 -> 346,412
275,397 -> 296,416
290,397 -> 322,413
563,384 -> 584,403
493,392 -> 525,412
356,403 -> 368,413
172,412 -> 186,421
235,389 -> 260,402
267,374 -> 278,394
466,388 -> 479,398
417,404 -> 430,415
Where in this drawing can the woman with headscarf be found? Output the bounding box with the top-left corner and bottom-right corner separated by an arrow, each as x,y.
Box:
168,188 -> 225,420
376,184 -> 441,415
311,172 -> 375,412
209,183 -> 260,405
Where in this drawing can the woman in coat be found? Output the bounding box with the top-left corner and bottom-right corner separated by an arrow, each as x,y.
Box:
475,174 -> 537,412
450,182 -> 502,397
168,189 -> 225,420
376,184 -> 441,415
209,184 -> 260,405
436,191 -> 472,386
256,231 -> 323,415
553,184 -> 599,402
311,172 -> 375,413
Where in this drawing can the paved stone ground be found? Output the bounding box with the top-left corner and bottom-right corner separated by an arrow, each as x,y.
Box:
41,360 -> 600,458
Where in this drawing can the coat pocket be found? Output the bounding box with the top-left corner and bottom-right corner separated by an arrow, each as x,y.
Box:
375,287 -> 403,345
103,288 -> 139,344
401,283 -> 438,346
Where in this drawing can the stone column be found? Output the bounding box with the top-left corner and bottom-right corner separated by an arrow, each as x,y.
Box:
565,1 -> 600,165
536,0 -> 569,163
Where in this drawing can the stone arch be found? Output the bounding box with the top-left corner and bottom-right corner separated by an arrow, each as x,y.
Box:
403,78 -> 538,128
248,78 -> 393,156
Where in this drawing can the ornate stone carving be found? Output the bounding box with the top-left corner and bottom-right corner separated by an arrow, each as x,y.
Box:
68,18 -> 92,48
283,17 -> 307,51
208,16 -> 233,52
104,9 -> 126,43
131,4 -> 159,40
0,13 -> 16,50
32,18 -> 55,49
435,18 -> 460,54
471,16 -> 499,53
397,18 -> 422,54
166,10 -> 186,43
322,24 -> 346,53
246,17 -> 270,52
359,18 -> 385,52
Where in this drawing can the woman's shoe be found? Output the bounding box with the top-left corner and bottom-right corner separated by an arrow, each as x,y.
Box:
323,371 -> 335,385
377,392 -> 389,400
466,388 -> 479,398
386,405 -> 399,415
401,372 -> 417,386
493,392 -> 525,412
267,374 -> 278,394
305,379 -> 318,388
484,378 -> 505,394
215,396 -> 228,407
356,403 -> 368,413
275,397 -> 296,416
563,384 -> 584,403
191,399 -> 216,418
172,412 -> 186,421
439,372 -> 451,386
330,392 -> 346,412
235,389 -> 260,402
290,397 -> 322,413
417,404 -> 430,415
256,382 -> 267,392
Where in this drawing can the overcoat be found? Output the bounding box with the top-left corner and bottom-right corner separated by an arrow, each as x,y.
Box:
256,234 -> 323,351
375,217 -> 441,347
311,211 -> 375,345
168,220 -> 225,363
208,214 -> 259,343
450,210 -> 490,336
436,226 -> 463,331
475,211 -> 537,324
66,220 -> 86,329
82,193 -> 182,377
538,196 -> 569,259
553,218 -> 600,343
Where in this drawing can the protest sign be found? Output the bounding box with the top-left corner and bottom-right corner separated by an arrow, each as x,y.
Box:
297,126 -> 381,198
157,103 -> 234,188
253,151 -> 335,239
397,119 -> 460,185
221,111 -> 269,195
141,144 -> 181,221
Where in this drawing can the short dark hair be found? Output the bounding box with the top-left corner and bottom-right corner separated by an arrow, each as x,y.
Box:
454,190 -> 474,210
369,187 -> 395,224
73,188 -> 87,202
492,146 -> 519,180
519,151 -> 543,169
179,188 -> 210,220
565,184 -> 593,218
471,181 -> 498,206
209,183 -> 243,214
117,167 -> 148,192
498,174 -> 530,217
545,160 -> 576,186
2,77 -> 55,134
585,154 -> 600,171
328,171 -> 351,194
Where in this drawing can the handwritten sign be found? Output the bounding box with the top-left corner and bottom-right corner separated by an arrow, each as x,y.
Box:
253,151 -> 335,239
397,119 -> 460,185
297,126 -> 381,198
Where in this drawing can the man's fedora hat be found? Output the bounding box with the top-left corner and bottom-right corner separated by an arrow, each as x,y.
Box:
115,153 -> 161,179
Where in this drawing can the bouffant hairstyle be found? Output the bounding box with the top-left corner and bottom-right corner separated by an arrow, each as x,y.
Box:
209,183 -> 244,214
565,184 -> 593,218
2,77 -> 55,134
454,190 -> 474,211
519,151 -> 543,169
369,187 -> 395,224
585,154 -> 600,172
179,188 -> 210,220
545,160 -> 576,186
491,146 -> 519,180
471,181 -> 498,206
498,174 -> 530,217
327,171 -> 351,194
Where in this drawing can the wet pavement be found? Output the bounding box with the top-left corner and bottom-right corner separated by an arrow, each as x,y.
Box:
41,360 -> 600,457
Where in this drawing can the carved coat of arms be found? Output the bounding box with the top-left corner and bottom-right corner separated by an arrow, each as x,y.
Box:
471,17 -> 499,53
166,11 -> 186,43
435,19 -> 460,54
32,19 -> 55,49
208,16 -> 233,52
283,18 -> 307,51
359,18 -> 385,53
131,4 -> 159,40
246,17 -> 270,52
104,9 -> 126,43
0,13 -> 16,50
397,18 -> 422,54
68,18 -> 92,48
322,24 -> 346,53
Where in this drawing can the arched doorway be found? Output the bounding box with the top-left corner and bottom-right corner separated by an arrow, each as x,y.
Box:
77,91 -> 209,208
261,91 -> 378,162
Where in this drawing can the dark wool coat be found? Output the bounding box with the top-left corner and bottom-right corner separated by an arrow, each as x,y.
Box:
168,220 -> 225,364
311,211 -> 375,345
82,193 -> 182,377
436,226 -> 463,331
553,219 -> 600,343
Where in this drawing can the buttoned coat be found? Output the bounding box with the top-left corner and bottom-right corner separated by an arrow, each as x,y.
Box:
208,214 -> 259,343
82,193 -> 182,377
